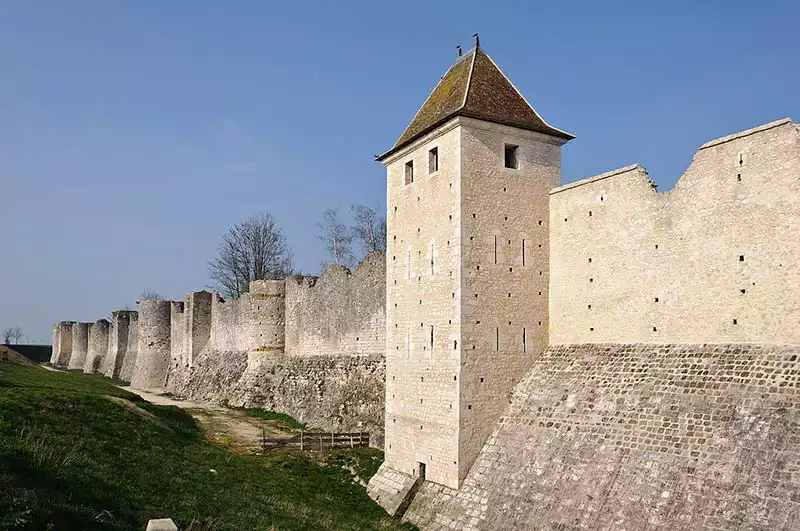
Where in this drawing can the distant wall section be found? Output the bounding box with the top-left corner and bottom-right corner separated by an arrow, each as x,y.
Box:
285,252 -> 385,357
131,299 -> 171,389
67,322 -> 90,370
103,310 -> 137,380
550,119 -> 800,344
84,319 -> 109,374
51,321 -> 74,367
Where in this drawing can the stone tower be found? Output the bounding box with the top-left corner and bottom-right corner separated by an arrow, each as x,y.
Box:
373,39 -> 572,496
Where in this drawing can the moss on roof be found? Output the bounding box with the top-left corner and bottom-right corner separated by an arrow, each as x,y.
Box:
393,52 -> 473,149
382,47 -> 572,160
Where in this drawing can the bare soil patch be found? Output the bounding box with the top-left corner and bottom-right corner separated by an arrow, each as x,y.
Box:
124,388 -> 291,452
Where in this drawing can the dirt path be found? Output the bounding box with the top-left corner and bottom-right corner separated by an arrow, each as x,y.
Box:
124,387 -> 291,452
37,364 -> 293,452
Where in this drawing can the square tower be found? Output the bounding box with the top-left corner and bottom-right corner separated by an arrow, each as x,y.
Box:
377,41 -> 572,490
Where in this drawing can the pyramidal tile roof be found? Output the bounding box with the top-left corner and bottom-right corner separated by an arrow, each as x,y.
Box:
378,45 -> 573,161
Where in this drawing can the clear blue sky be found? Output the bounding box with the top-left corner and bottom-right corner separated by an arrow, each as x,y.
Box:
1,1 -> 797,342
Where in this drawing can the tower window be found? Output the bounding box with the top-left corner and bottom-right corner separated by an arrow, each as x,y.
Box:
428,147 -> 439,173
504,144 -> 518,169
404,160 -> 414,185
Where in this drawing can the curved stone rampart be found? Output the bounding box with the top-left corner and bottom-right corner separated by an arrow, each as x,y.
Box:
102,310 -> 136,379
131,300 -> 171,389
169,301 -> 185,375
118,312 -> 139,382
247,280 -> 286,352
67,322 -> 90,370
51,321 -> 75,367
84,319 -> 109,374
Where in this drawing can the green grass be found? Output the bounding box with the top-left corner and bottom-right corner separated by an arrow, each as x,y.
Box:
0,361 -> 414,531
220,401 -> 307,431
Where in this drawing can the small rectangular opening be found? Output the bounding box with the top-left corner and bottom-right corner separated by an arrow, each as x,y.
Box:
504,144 -> 518,169
417,462 -> 426,481
428,147 -> 439,173
404,160 -> 414,185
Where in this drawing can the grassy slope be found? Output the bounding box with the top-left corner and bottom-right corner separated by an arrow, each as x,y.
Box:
0,361 -> 414,531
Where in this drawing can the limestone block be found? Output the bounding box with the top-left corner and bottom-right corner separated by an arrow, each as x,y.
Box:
67,322 -> 90,370
145,518 -> 178,531
366,463 -> 418,516
131,299 -> 171,389
84,319 -> 109,374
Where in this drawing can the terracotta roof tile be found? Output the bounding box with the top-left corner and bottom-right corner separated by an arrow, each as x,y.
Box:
380,47 -> 572,161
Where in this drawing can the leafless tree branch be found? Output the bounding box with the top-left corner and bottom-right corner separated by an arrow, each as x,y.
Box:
351,204 -> 386,259
317,208 -> 354,269
209,213 -> 294,299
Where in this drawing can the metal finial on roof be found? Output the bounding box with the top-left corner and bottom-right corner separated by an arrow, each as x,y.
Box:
456,45 -> 462,57
473,33 -> 479,48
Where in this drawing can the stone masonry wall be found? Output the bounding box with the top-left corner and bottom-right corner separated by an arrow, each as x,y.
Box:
117,312 -> 139,382
131,299 -> 171,389
102,310 -> 136,379
401,343 -> 800,531
284,251 -> 385,357
84,319 -> 109,374
186,290 -> 213,365
169,301 -> 186,378
550,119 -> 800,345
51,321 -> 74,367
67,322 -> 89,370
167,350 -> 385,441
383,121 -> 463,487
458,118 -> 564,483
162,258 -> 386,439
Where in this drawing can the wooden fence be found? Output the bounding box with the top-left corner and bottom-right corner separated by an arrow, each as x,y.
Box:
260,430 -> 370,451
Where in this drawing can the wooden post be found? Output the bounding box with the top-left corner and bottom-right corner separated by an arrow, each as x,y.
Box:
300,429 -> 304,451
331,430 -> 334,448
350,435 -> 354,448
319,434 -> 323,451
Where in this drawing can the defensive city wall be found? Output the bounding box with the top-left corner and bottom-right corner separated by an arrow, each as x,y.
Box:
368,118 -> 800,530
48,108 -> 800,529
549,118 -> 800,346
50,251 -> 386,438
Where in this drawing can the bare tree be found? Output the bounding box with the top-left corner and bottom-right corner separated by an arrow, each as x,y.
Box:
139,290 -> 164,301
317,208 -> 354,269
351,204 -> 386,259
3,326 -> 24,345
209,213 -> 294,300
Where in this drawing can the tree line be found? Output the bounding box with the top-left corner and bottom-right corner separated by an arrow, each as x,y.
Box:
208,204 -> 385,300
2,327 -> 24,345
